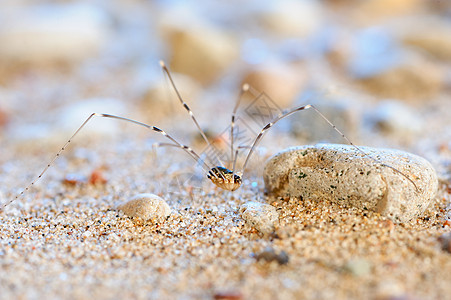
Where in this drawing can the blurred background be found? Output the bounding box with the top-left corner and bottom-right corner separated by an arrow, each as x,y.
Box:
0,0 -> 450,185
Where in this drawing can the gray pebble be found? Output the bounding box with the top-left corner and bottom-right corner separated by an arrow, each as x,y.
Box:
118,193 -> 171,221
239,202 -> 278,234
264,144 -> 438,223
254,247 -> 289,265
370,100 -> 423,137
438,232 -> 451,254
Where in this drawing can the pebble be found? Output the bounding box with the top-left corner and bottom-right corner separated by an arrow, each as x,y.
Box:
400,17 -> 451,61
438,232 -> 451,254
263,144 -> 438,223
369,100 -> 423,138
0,3 -> 110,64
343,258 -> 372,277
352,0 -> 422,23
118,193 -> 171,221
252,0 -> 324,38
347,28 -> 443,100
254,247 -> 289,265
239,201 -> 278,234
288,90 -> 359,143
140,71 -> 202,120
240,63 -> 306,108
162,17 -> 239,85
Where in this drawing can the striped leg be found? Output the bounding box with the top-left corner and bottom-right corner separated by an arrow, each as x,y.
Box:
1,113 -> 209,210
239,104 -> 419,191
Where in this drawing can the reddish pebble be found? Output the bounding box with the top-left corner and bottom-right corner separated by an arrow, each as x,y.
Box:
213,291 -> 243,300
444,220 -> 451,227
89,169 -> 107,185
63,174 -> 87,186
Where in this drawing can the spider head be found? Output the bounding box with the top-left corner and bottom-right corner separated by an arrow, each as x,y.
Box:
207,166 -> 242,191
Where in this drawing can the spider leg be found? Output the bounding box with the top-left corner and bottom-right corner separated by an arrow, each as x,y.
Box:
1,113 -> 209,210
239,104 -> 419,192
160,61 -> 224,167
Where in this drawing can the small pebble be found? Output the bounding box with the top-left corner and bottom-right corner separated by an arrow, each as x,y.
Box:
239,201 -> 278,234
254,247 -> 289,265
343,258 -> 372,277
264,144 -> 438,223
438,232 -> 451,254
62,174 -> 87,186
118,193 -> 171,221
89,169 -> 108,185
213,291 -> 243,300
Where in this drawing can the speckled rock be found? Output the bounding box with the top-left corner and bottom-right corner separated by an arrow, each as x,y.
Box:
0,3 -> 110,64
239,201 -> 278,234
118,193 -> 171,221
264,144 -> 438,223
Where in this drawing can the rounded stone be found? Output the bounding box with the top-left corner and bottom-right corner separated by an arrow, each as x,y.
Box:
263,144 -> 438,223
118,193 -> 171,221
239,201 -> 278,234
0,3 -> 110,64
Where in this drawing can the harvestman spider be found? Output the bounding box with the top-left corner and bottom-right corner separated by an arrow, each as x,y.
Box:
0,61 -> 419,210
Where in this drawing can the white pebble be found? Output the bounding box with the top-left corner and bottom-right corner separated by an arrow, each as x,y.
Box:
240,201 -> 279,234
264,144 -> 438,223
0,3 -> 110,63
118,193 -> 171,221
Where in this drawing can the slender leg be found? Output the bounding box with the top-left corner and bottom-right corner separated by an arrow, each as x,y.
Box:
1,113 -> 209,210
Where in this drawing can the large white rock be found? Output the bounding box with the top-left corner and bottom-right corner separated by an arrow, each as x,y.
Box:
263,144 -> 438,223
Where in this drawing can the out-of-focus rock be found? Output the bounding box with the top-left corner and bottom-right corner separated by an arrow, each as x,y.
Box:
253,0 -> 324,38
141,71 -> 202,120
288,89 -> 359,143
240,63 -> 307,109
161,12 -> 239,85
347,28 -> 444,100
352,0 -> 422,24
400,17 -> 451,61
0,3 -> 111,64
369,100 -> 423,139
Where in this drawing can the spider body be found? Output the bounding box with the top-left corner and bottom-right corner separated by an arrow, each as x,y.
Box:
207,166 -> 242,191
1,60 -> 418,210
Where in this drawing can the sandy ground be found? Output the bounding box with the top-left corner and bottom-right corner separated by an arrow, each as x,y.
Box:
1,2 -> 451,300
